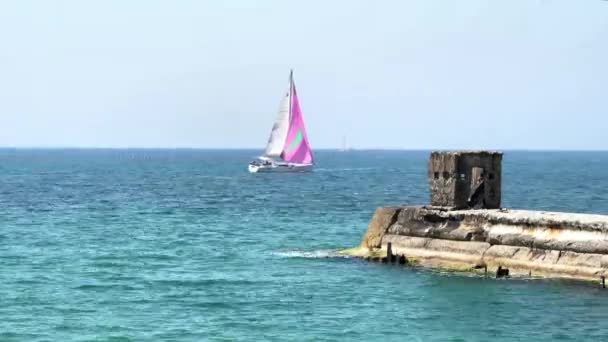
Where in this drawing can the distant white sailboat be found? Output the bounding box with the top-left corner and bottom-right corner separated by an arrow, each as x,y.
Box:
340,136 -> 352,152
248,71 -> 314,173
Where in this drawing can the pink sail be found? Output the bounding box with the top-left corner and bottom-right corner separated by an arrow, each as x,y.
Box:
281,76 -> 313,164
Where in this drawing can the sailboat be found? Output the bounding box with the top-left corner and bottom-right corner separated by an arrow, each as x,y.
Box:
340,136 -> 352,152
248,71 -> 314,173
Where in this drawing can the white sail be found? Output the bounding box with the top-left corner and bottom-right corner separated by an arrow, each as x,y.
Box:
263,83 -> 291,157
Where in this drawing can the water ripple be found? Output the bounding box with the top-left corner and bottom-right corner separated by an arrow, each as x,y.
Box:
2,150 -> 608,341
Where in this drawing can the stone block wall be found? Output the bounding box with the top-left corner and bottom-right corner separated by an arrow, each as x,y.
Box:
428,151 -> 502,209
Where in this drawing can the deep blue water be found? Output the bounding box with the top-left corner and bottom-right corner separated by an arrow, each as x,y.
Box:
2,149 -> 608,341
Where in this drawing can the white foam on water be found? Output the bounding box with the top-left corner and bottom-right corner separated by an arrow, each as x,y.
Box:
271,249 -> 349,259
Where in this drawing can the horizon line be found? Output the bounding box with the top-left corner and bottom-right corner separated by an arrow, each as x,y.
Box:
2,146 -> 608,152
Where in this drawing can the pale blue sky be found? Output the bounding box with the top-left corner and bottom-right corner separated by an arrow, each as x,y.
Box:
1,0 -> 607,149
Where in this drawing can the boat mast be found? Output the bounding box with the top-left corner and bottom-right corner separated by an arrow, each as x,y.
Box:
279,70 -> 294,162
289,69 -> 294,121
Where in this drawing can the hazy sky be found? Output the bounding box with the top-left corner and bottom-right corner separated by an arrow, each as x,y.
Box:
1,0 -> 607,149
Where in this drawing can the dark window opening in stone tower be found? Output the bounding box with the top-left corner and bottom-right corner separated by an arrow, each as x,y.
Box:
442,172 -> 449,179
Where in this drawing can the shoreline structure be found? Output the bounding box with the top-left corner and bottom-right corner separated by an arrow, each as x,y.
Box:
342,151 -> 608,282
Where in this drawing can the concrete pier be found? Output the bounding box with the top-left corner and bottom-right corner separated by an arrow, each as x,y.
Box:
343,151 -> 608,281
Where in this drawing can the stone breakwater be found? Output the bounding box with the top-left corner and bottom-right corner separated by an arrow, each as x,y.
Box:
343,206 -> 608,281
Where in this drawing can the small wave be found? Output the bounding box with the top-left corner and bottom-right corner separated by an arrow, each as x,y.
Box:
153,278 -> 269,287
271,249 -> 349,259
313,167 -> 376,172
196,175 -> 234,180
74,284 -> 139,291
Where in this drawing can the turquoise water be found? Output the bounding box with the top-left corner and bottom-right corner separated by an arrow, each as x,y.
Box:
2,149 -> 608,341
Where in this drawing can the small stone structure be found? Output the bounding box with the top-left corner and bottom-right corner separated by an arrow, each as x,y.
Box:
343,150 -> 608,282
428,151 -> 502,209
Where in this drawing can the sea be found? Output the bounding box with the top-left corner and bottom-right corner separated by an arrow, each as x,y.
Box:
1,149 -> 608,341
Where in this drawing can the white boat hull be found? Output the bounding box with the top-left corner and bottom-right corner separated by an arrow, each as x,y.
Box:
248,162 -> 313,173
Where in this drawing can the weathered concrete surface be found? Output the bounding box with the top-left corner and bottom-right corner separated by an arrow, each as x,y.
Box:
348,206 -> 608,280
382,235 -> 489,266
358,207 -> 400,249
